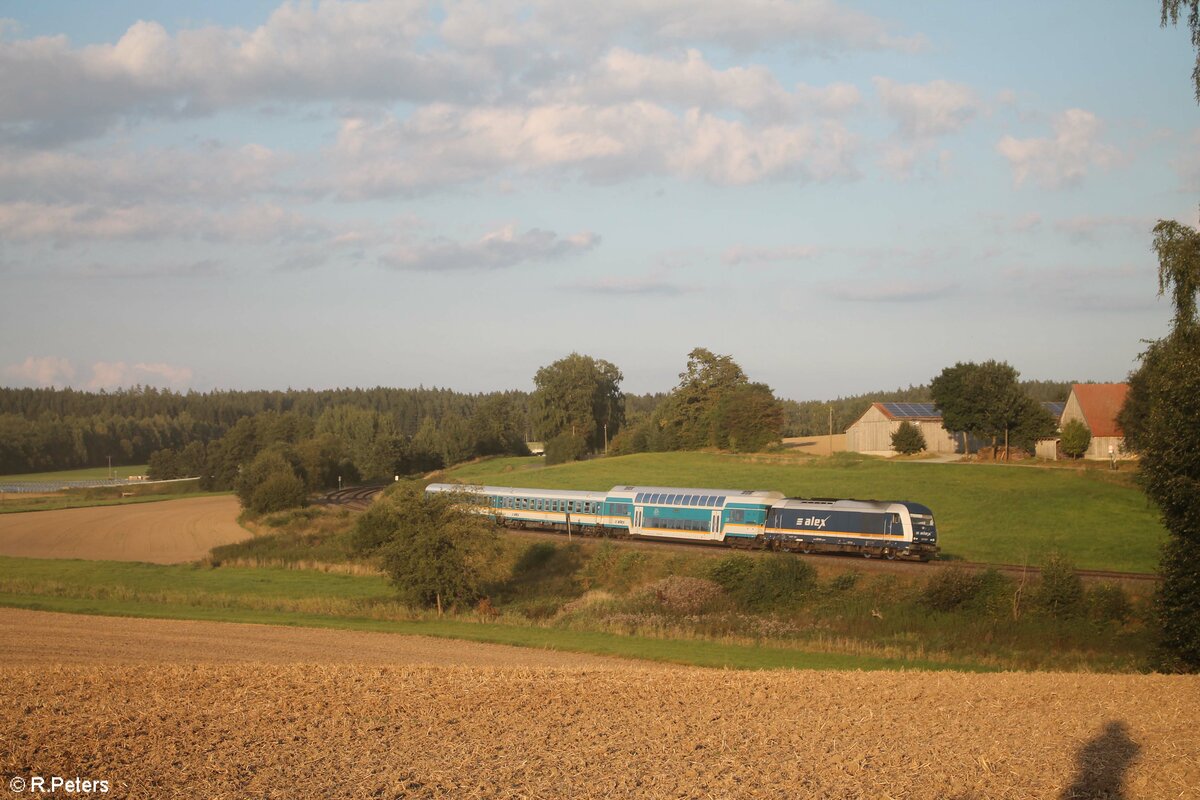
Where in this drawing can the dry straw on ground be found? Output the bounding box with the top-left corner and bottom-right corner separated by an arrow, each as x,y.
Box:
3,636 -> 1197,798
0,495 -> 248,563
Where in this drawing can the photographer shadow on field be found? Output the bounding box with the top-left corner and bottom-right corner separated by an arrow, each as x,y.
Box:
1060,721 -> 1141,800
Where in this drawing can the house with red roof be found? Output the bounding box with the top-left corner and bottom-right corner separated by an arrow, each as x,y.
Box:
1054,383 -> 1133,460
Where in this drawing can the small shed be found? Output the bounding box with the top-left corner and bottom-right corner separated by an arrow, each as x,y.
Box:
1059,383 -> 1132,460
844,402 -> 960,456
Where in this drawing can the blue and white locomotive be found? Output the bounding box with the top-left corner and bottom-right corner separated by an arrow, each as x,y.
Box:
425,482 -> 938,561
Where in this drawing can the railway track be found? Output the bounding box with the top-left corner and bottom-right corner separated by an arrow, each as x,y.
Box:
320,487 -> 1158,584
318,485 -> 384,511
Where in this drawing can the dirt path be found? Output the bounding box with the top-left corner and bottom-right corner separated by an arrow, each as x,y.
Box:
0,608 -> 659,669
0,495 -> 247,563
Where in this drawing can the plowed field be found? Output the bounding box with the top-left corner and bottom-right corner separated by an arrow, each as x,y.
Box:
1,612 -> 1197,799
0,495 -> 246,563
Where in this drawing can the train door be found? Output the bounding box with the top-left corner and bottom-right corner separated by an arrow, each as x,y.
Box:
633,506 -> 643,533
711,510 -> 721,537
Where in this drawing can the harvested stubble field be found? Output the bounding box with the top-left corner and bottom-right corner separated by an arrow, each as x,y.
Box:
0,608 -> 651,670
0,496 -> 248,563
2,638 -> 1197,798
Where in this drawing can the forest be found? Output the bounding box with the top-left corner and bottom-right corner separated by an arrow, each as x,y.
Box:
0,361 -> 1074,481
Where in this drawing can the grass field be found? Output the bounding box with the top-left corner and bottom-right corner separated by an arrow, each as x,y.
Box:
0,464 -> 150,482
0,482 -> 215,514
443,452 -> 1166,573
0,556 -> 962,671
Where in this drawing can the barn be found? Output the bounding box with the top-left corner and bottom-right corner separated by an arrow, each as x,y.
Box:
844,403 -> 961,456
1057,383 -> 1132,460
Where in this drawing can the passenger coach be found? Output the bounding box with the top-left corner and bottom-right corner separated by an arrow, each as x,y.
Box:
425,482 -> 937,560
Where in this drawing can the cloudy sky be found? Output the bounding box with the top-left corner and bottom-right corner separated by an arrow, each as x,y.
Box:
1,1 -> 1197,400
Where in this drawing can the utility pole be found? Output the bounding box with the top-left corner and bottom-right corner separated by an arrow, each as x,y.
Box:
107,455 -> 113,482
604,422 -> 608,456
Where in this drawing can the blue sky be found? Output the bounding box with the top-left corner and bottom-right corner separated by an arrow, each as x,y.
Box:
1,1 -> 1197,400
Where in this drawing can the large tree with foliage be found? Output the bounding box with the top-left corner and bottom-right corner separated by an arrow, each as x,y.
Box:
651,348 -> 748,449
1163,0 -> 1200,102
529,353 -> 624,454
930,360 -> 1056,459
1119,218 -> 1200,671
351,483 -> 501,614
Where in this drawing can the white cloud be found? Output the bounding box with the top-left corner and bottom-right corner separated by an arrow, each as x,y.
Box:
0,201 -> 328,244
996,109 -> 1124,188
380,224 -> 599,271
568,276 -> 689,296
1053,215 -> 1153,242
874,78 -> 980,140
0,2 -> 472,144
1173,129 -> 1200,192
3,355 -> 75,387
0,0 -> 914,144
0,142 -> 285,204
1,356 -> 193,388
825,280 -> 957,303
331,103 -> 858,195
536,47 -> 860,122
86,361 -> 194,390
497,0 -> 927,56
722,244 -> 821,265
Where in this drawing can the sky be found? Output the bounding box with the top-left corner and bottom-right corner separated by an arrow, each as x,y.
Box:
0,1 -> 1197,401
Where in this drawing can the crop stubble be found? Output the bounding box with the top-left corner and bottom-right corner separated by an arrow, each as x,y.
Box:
3,660 -> 1197,797
0,496 -> 247,563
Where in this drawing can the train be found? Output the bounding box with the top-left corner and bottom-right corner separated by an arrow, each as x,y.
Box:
425,482 -> 939,561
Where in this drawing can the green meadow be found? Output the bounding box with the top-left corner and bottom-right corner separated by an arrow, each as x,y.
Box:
0,556 -> 966,672
444,451 -> 1165,573
0,464 -> 151,483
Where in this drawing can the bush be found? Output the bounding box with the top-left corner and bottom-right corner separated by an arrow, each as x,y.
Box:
891,421 -> 926,455
1088,583 -> 1133,624
1033,552 -> 1085,618
1060,419 -> 1092,459
609,425 -> 650,456
246,469 -> 308,514
544,432 -> 588,465
921,567 -> 986,612
706,554 -> 756,591
734,555 -> 816,612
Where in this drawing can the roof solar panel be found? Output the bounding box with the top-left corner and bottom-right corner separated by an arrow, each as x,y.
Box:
882,402 -> 940,419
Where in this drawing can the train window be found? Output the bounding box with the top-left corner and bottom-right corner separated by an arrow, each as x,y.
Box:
729,510 -> 745,523
651,493 -> 661,503
683,495 -> 694,505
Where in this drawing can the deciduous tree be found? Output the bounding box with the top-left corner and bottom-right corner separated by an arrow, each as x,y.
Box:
930,361 -> 1055,459
1119,216 -> 1200,671
530,353 -> 624,454
1162,0 -> 1200,102
354,483 -> 501,614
